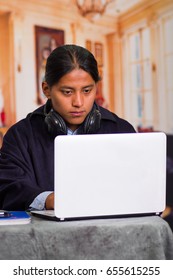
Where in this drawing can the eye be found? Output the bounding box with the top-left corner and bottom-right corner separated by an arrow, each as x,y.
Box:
61,89 -> 73,95
83,87 -> 92,94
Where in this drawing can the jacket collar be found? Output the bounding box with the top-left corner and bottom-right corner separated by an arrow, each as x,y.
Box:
99,106 -> 117,123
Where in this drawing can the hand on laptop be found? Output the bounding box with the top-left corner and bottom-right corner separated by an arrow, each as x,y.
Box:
45,192 -> 54,209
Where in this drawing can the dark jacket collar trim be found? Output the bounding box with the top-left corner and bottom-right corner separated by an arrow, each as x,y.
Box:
99,106 -> 117,123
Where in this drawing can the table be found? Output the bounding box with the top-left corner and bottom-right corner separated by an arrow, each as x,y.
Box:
0,215 -> 173,259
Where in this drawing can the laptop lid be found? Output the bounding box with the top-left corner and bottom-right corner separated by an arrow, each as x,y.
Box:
54,132 -> 166,220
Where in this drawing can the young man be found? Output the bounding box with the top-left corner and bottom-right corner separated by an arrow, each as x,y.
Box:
0,44 -> 135,210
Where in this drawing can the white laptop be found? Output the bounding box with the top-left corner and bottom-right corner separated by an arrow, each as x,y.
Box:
32,132 -> 166,221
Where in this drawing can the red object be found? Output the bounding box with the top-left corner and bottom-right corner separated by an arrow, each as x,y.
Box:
1,108 -> 6,126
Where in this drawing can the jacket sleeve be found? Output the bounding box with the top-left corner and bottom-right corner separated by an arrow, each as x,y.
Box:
0,124 -> 46,210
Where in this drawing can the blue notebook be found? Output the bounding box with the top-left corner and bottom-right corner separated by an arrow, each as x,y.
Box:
0,211 -> 31,225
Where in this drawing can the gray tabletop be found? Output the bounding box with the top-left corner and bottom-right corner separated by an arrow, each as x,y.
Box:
0,215 -> 173,260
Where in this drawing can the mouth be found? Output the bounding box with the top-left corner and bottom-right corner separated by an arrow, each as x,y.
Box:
70,111 -> 85,117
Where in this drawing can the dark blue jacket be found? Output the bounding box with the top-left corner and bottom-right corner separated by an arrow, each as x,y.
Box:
0,105 -> 135,210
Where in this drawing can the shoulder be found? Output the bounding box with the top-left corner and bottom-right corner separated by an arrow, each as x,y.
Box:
4,119 -> 29,140
4,105 -> 45,141
99,106 -> 136,133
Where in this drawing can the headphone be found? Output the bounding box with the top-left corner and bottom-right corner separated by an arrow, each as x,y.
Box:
44,99 -> 101,135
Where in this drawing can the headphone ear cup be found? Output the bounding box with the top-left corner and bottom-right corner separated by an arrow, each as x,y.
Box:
83,107 -> 101,134
45,109 -> 67,135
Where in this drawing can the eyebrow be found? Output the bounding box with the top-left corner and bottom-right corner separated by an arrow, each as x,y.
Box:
60,84 -> 95,90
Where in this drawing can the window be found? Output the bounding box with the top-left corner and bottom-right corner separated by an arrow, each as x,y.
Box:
123,26 -> 153,129
123,9 -> 173,133
162,15 -> 173,132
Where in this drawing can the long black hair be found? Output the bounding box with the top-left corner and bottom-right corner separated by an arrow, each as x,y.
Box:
45,44 -> 101,87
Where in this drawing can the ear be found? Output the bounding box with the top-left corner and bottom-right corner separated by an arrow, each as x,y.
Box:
42,81 -> 51,99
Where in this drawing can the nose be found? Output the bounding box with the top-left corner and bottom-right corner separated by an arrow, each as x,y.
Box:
72,92 -> 83,107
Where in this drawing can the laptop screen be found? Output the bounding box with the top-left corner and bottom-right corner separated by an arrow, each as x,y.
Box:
54,132 -> 166,220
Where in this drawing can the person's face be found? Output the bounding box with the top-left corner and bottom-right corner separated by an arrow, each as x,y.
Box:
42,68 -> 98,131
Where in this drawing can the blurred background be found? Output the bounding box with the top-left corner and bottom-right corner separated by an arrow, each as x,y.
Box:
0,0 -> 173,135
